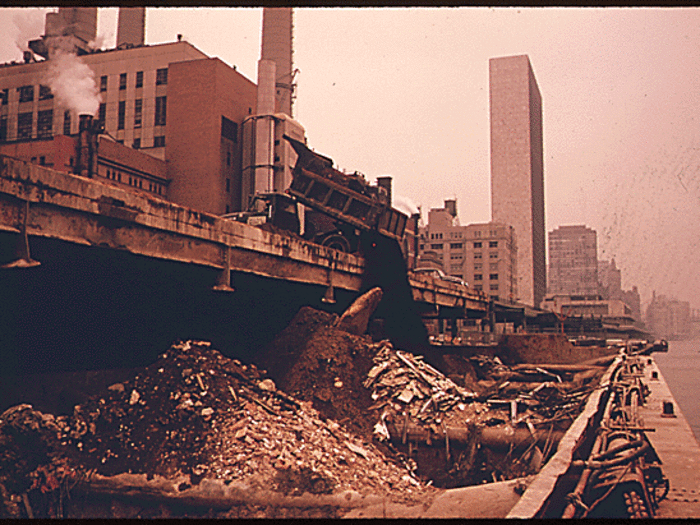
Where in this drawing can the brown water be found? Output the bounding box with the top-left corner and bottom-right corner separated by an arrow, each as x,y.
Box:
653,339 -> 700,445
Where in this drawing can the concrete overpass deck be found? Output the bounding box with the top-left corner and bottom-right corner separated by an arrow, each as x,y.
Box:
0,155 -> 486,314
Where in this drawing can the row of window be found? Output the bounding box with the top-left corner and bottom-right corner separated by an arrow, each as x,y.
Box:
1,107 -> 164,146
105,168 -> 164,195
473,274 -> 500,281
100,68 -> 167,93
425,240 -> 500,250
105,96 -> 166,131
472,284 -> 500,292
0,85 -> 56,106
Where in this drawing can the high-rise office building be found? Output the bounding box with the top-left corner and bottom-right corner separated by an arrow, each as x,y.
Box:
548,225 -> 598,296
489,55 -> 545,307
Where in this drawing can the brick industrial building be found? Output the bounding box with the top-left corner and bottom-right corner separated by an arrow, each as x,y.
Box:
489,55 -> 546,308
0,7 -> 304,216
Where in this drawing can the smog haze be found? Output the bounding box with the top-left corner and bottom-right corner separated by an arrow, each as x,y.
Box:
0,6 -> 698,311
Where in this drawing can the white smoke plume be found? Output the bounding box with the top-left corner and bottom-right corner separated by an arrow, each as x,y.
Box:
46,47 -> 100,117
88,32 -> 111,52
392,194 -> 420,217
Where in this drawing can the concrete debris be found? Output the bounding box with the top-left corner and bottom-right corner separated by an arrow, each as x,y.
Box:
0,299 -> 614,518
0,340 -> 436,518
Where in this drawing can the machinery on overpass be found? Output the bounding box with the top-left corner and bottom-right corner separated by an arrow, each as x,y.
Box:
231,136 -> 408,255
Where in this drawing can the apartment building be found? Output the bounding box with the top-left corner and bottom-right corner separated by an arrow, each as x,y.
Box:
417,199 -> 518,303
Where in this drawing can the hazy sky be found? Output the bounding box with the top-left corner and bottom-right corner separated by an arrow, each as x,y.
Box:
1,7 -> 699,310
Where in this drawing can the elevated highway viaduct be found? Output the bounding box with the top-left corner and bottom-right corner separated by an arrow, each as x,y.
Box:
0,155 -> 487,371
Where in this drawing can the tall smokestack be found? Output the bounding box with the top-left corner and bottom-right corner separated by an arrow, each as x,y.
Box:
117,7 -> 145,47
261,7 -> 294,117
254,59 -> 277,194
77,114 -> 98,178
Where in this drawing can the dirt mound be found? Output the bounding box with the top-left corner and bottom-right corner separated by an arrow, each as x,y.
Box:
496,334 -> 615,365
256,305 -> 384,442
0,340 -> 434,518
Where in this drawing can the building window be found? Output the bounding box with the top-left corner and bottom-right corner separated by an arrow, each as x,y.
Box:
39,156 -> 46,166
134,99 -> 142,128
117,101 -> 125,130
221,116 -> 238,143
155,96 -> 167,126
489,241 -> 498,248
100,75 -> 108,92
226,178 -> 231,192
154,135 -> 165,147
156,68 -> 168,85
474,231 -> 481,238
37,110 -> 53,138
430,243 -> 443,250
489,252 -> 498,259
0,116 -> 7,142
227,151 -> 231,166
474,274 -> 482,281
98,103 -> 106,125
135,71 -> 143,88
39,85 -> 53,100
119,73 -> 127,91
474,252 -> 482,259
63,110 -> 71,135
450,243 -> 463,249
17,112 -> 32,139
474,284 -> 483,291
0,89 -> 7,106
490,284 -> 499,291
473,242 -> 482,248
489,273 -> 499,281
18,85 -> 34,103
133,138 -> 140,149
450,253 -> 463,260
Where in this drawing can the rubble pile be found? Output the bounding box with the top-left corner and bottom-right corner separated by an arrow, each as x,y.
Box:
0,340 -> 435,518
366,342 -> 486,439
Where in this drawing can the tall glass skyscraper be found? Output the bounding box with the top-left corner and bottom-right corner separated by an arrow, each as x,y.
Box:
489,55 -> 546,308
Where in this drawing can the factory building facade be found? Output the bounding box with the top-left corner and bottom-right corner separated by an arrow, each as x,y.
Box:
0,7 -> 260,215
489,54 -> 546,308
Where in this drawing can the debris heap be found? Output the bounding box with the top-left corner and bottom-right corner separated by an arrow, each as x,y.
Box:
366,341 -> 485,440
0,340 -> 435,518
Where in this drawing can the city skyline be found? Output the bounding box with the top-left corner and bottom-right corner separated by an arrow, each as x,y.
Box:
0,7 -> 698,310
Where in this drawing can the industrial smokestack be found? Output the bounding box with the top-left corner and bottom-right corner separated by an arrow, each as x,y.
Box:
376,176 -> 393,206
117,7 -> 145,47
77,114 -> 97,178
253,59 -> 277,195
261,7 -> 294,117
